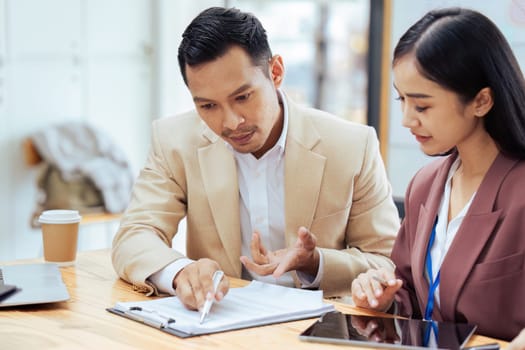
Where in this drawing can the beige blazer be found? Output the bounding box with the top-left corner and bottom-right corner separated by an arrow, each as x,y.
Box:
112,95 -> 400,297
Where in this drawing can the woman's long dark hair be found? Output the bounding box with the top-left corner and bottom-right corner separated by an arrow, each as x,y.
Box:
393,7 -> 525,159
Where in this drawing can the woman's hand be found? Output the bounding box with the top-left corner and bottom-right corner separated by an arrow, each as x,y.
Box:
507,329 -> 525,350
351,268 -> 403,312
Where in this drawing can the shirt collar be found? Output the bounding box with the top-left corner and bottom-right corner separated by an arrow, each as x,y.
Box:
274,89 -> 289,152
437,157 -> 476,226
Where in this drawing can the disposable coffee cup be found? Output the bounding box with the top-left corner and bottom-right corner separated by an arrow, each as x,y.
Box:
38,210 -> 82,266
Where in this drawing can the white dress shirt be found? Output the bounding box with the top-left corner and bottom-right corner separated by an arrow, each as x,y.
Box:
430,157 -> 475,305
149,90 -> 323,294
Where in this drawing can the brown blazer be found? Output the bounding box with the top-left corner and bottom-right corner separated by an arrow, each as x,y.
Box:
392,152 -> 525,340
112,95 -> 400,297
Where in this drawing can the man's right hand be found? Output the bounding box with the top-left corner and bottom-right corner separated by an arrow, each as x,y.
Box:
172,258 -> 229,310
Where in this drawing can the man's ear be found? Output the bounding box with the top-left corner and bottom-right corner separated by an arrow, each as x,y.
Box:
269,55 -> 284,88
473,87 -> 494,117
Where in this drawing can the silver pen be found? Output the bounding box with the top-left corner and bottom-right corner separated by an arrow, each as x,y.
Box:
199,270 -> 224,324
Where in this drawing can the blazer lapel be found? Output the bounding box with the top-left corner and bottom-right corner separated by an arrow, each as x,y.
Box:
439,153 -> 516,320
412,154 -> 457,321
198,126 -> 241,276
283,101 -> 326,246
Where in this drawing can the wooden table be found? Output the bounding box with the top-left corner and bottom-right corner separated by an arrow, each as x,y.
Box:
0,250 -> 508,349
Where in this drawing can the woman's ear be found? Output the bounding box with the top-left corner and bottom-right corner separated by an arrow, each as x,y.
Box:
473,87 -> 494,117
269,55 -> 284,87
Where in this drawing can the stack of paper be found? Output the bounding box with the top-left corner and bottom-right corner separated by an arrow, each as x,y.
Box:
108,280 -> 335,338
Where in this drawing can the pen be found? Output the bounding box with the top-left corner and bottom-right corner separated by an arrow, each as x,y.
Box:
199,270 -> 224,324
372,275 -> 389,288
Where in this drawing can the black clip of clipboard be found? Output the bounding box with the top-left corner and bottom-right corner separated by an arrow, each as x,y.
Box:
106,306 -> 194,338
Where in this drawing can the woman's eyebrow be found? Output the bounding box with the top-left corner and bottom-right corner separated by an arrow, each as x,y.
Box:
393,84 -> 433,99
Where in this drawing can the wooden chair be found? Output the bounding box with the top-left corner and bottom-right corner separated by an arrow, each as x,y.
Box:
22,138 -> 122,225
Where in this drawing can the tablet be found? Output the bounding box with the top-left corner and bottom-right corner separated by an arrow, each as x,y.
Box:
299,311 -> 477,350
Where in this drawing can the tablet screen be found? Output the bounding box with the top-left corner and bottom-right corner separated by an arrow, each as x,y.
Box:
299,311 -> 477,350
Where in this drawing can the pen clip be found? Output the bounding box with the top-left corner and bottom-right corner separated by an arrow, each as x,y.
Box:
211,270 -> 224,291
127,306 -> 176,329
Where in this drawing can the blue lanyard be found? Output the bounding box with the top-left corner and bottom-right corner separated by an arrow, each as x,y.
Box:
424,218 -> 440,321
423,320 -> 439,346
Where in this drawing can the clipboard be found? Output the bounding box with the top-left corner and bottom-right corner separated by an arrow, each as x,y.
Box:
107,280 -> 335,338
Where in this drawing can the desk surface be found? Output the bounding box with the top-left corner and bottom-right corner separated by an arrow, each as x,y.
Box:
0,250 -> 508,349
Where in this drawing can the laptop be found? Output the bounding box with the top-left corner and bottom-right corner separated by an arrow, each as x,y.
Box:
0,263 -> 70,307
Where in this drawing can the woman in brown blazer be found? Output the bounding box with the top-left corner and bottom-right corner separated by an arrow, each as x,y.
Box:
351,7 -> 525,342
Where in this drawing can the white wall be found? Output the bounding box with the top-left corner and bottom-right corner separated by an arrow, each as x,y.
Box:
0,0 -> 226,261
155,0 -> 221,118
387,0 -> 525,198
0,0 -> 155,261
0,0 -> 9,260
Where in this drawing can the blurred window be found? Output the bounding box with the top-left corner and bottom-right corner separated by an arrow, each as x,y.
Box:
226,0 -> 370,124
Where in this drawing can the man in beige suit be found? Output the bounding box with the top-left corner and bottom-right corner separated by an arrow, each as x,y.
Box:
112,6 -> 400,311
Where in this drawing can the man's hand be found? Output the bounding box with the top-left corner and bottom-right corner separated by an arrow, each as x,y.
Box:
172,258 -> 229,310
240,226 -> 319,278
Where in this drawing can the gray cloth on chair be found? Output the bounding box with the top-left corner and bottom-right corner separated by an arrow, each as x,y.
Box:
31,122 -> 134,213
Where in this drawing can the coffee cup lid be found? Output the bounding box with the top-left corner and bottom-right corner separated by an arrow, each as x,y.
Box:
38,210 -> 82,224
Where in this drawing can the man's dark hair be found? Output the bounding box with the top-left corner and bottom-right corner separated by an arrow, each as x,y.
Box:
178,7 -> 273,85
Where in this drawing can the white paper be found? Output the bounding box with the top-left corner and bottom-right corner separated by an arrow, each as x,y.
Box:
114,280 -> 335,335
